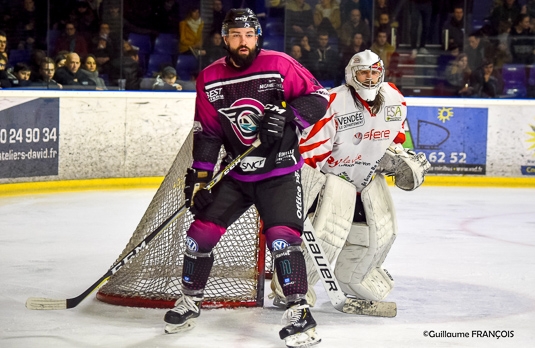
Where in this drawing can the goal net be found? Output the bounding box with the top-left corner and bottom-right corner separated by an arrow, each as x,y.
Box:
97,130 -> 267,309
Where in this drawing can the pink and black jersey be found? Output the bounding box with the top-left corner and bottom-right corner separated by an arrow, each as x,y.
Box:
300,82 -> 407,192
192,49 -> 329,182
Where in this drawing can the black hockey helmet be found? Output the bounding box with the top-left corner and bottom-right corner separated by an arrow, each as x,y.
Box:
221,8 -> 262,37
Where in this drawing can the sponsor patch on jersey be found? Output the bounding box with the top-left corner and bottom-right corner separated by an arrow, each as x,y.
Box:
186,237 -> 198,252
385,105 -> 403,122
206,87 -> 224,102
276,149 -> 297,165
219,99 -> 263,145
240,156 -> 266,172
258,79 -> 283,92
272,239 -> 289,251
354,128 -> 391,142
335,111 -> 365,131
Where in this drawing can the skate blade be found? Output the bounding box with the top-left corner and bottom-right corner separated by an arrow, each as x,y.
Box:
164,320 -> 196,334
284,328 -> 321,348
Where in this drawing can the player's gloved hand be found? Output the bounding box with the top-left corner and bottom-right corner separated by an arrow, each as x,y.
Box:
259,101 -> 295,146
184,168 -> 214,214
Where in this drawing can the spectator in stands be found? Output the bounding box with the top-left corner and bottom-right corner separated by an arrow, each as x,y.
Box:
91,22 -> 114,73
370,29 -> 396,68
55,51 -> 68,69
0,53 -> 12,88
201,31 -> 226,70
0,30 -> 8,62
340,0 -> 370,24
465,31 -> 490,71
28,48 -> 46,82
341,32 -> 368,67
339,8 -> 371,48
81,54 -> 107,90
54,52 -> 96,89
314,0 -> 341,39
494,21 -> 513,69
110,48 -> 142,90
298,34 -> 315,70
285,0 -> 316,50
152,66 -> 183,91
70,0 -> 98,41
444,53 -> 474,96
9,62 -> 32,88
509,13 -> 535,64
152,0 -> 181,34
211,0 -> 226,34
408,0 -> 433,56
442,5 -> 469,51
31,57 -> 62,89
100,0 -> 123,53
179,7 -> 206,56
54,22 -> 89,57
490,0 -> 524,31
470,59 -> 504,98
374,0 -> 394,22
310,30 -> 340,83
437,42 -> 460,77
12,0 -> 46,51
374,12 -> 398,45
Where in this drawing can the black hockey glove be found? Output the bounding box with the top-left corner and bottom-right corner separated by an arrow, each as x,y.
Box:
184,168 -> 214,215
259,101 -> 295,146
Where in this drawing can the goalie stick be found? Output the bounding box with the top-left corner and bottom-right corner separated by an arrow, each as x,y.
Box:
26,138 -> 262,310
301,218 -> 397,318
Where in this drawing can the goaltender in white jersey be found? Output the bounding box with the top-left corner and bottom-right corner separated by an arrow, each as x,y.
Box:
271,50 -> 431,307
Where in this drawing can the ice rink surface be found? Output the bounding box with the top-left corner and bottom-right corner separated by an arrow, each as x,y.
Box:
1,185 -> 535,348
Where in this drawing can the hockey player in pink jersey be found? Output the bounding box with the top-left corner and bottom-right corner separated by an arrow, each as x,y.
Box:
273,50 -> 430,309
164,8 -> 328,348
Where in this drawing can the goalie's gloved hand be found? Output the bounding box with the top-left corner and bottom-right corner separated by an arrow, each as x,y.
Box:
184,168 -> 214,214
259,101 -> 295,146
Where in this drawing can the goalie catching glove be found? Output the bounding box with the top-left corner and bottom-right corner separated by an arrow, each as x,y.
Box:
259,101 -> 295,146
184,168 -> 214,214
377,144 -> 431,191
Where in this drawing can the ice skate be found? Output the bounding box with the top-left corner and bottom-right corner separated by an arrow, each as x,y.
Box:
279,299 -> 321,348
164,295 -> 202,334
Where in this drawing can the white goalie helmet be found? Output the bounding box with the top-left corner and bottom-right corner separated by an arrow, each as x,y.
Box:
345,50 -> 385,102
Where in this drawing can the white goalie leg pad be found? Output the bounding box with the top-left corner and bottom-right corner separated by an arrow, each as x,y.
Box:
377,144 -> 431,191
334,173 -> 397,301
305,173 -> 356,288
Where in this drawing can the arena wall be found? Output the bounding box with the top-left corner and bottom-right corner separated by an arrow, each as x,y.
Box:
1,91 -> 534,190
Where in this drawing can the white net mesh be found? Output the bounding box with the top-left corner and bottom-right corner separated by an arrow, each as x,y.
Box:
97,131 -> 265,307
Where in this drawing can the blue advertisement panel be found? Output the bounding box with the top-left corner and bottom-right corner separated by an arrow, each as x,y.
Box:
406,106 -> 488,175
0,98 -> 60,178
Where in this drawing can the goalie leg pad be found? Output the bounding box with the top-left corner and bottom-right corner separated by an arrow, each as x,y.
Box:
273,244 -> 308,302
181,249 -> 214,295
300,163 -> 327,213
334,174 -> 397,301
305,173 -> 356,286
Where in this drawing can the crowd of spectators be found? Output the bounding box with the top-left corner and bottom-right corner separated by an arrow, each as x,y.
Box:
1,0 -> 535,97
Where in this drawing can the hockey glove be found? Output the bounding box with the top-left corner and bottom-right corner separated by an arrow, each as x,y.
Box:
260,101 -> 295,146
184,168 -> 214,214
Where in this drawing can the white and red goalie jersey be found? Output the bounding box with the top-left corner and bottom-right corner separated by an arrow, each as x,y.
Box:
299,82 -> 407,192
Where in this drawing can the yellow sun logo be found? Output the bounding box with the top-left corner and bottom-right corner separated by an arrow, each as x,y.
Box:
527,123 -> 535,154
437,107 -> 454,123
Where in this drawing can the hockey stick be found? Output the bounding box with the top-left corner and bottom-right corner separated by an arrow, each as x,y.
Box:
301,218 -> 397,317
26,138 -> 262,310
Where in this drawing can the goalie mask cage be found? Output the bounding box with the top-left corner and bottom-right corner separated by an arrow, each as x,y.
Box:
96,131 -> 268,309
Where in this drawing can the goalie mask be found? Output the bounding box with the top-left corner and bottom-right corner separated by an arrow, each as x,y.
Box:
345,50 -> 384,102
221,8 -> 262,37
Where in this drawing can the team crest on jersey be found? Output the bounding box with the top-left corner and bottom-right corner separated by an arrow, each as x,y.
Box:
385,105 -> 403,122
186,237 -> 198,252
219,99 -> 263,145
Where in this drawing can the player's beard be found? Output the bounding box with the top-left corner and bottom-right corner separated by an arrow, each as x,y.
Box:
228,45 -> 257,70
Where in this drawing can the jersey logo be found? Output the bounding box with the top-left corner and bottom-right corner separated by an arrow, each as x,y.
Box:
219,99 -> 263,145
240,156 -> 266,171
335,111 -> 365,131
272,239 -> 289,251
186,237 -> 199,252
385,105 -> 403,122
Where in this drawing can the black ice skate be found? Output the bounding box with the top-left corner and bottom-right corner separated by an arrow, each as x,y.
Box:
164,295 -> 202,334
279,299 -> 321,348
